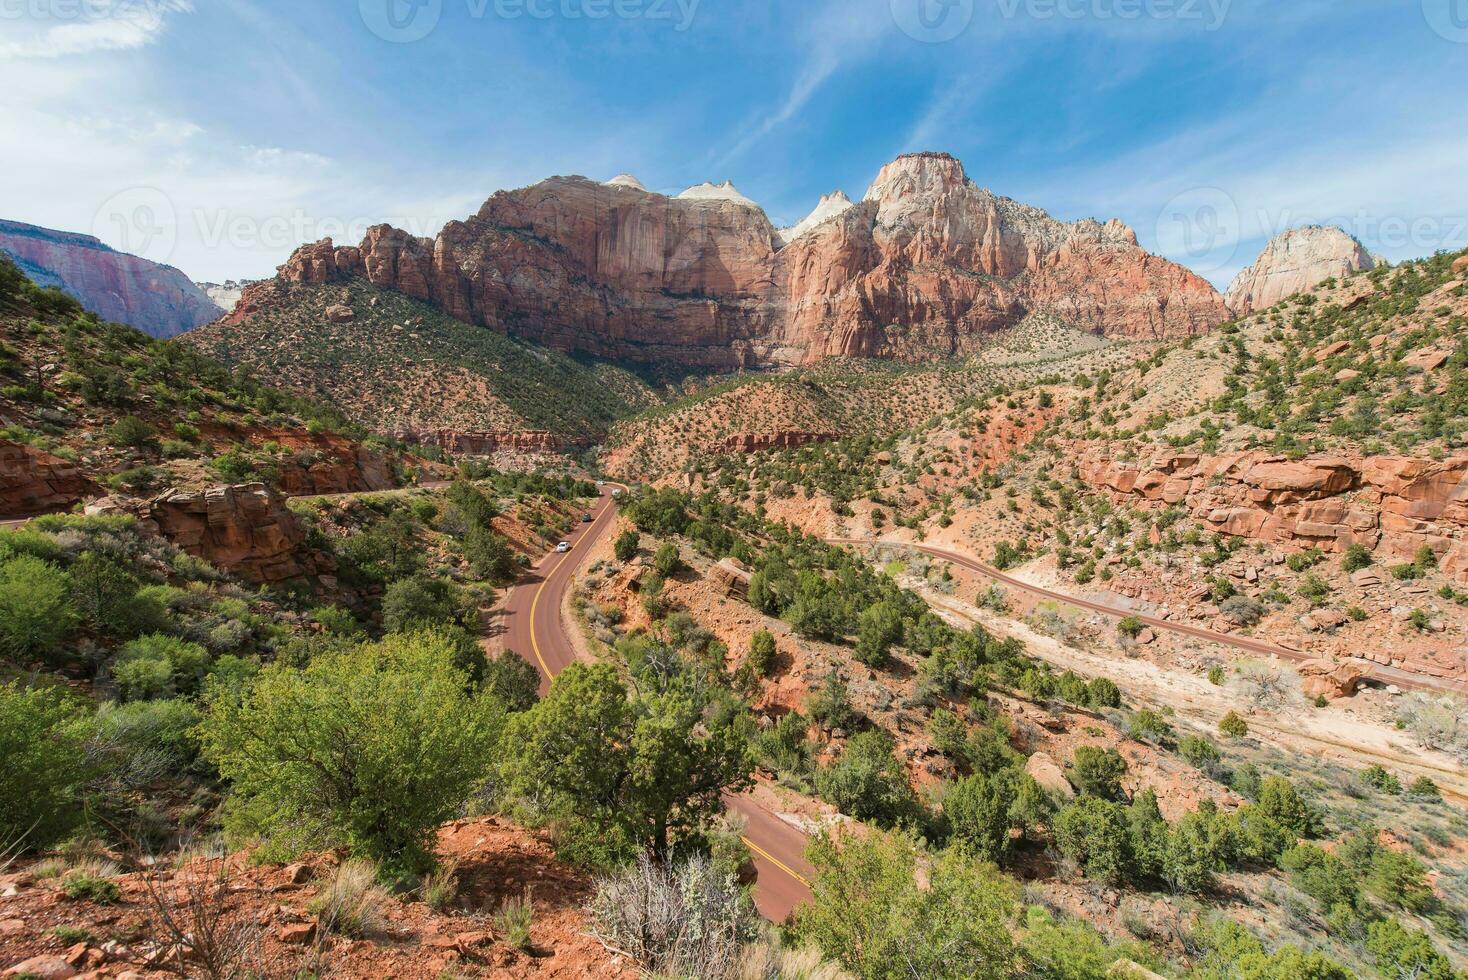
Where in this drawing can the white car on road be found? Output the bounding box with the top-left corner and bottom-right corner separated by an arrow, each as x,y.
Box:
556,541 -> 571,553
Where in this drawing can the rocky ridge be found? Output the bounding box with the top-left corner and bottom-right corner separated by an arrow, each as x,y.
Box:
0,219 -> 222,338
236,152 -> 1231,371
1077,445 -> 1468,582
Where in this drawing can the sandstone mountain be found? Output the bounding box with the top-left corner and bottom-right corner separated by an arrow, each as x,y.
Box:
0,219 -> 222,338
1225,225 -> 1378,316
236,152 -> 1230,372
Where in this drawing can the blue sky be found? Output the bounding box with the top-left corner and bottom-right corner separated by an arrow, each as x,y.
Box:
2,0 -> 1465,288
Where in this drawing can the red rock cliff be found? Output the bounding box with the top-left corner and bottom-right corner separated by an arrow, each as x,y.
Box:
243,153 -> 1228,369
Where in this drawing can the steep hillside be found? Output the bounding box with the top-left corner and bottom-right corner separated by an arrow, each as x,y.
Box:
0,252 -> 418,514
237,152 -> 1228,378
0,219 -> 222,339
187,278 -> 664,445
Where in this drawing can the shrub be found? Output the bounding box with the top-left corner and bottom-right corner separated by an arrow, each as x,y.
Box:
1117,615 -> 1144,638
807,671 -> 856,732
201,631 -> 502,874
1085,677 -> 1121,709
1178,735 -> 1223,776
0,555 -> 76,661
1067,746 -> 1127,799
1366,849 -> 1434,913
62,869 -> 122,903
613,530 -> 640,563
0,683 -> 90,848
792,831 -> 1018,980
463,525 -> 516,581
1219,595 -> 1264,627
107,415 -> 154,449
1219,711 -> 1249,738
855,601 -> 903,668
1342,544 -> 1373,572
1127,709 -> 1174,746
590,855 -> 755,979
814,730 -> 917,827
1366,918 -> 1454,980
652,541 -> 682,577
1054,797 -> 1130,885
308,859 -> 388,937
747,629 -> 776,677
494,887 -> 535,951
944,769 -> 1048,864
114,634 -> 210,700
1359,764 -> 1401,794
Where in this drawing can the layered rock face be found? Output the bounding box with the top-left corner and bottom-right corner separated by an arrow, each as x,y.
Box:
1077,446 -> 1468,581
1226,226 -> 1377,316
240,153 -> 1229,370
397,429 -> 566,455
0,220 -> 222,338
144,484 -> 327,583
0,440 -> 96,518
717,431 -> 839,453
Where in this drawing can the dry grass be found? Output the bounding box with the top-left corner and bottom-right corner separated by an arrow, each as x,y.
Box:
307,859 -> 389,938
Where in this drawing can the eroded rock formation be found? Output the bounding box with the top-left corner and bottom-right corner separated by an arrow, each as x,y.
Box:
0,440 -> 96,518
1077,446 -> 1468,581
144,484 -> 328,583
397,430 -> 566,455
1226,226 -> 1377,316
235,153 -> 1230,369
717,431 -> 840,453
0,220 -> 222,338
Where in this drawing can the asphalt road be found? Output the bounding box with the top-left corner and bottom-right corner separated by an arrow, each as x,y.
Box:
832,537 -> 1468,697
499,488 -> 815,922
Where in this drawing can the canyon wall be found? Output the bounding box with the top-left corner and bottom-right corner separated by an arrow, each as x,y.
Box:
0,440 -> 96,518
235,153 -> 1230,370
0,220 -> 222,339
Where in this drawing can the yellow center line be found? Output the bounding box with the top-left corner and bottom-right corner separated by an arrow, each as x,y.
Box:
740,835 -> 810,887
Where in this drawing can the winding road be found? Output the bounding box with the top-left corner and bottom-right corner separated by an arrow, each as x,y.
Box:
498,488 -> 815,922
831,537 -> 1468,697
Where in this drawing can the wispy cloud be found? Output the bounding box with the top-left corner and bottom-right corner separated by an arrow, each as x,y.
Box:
0,0 -> 194,59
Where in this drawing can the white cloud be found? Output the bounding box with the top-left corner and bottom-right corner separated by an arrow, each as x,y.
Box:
0,0 -> 194,59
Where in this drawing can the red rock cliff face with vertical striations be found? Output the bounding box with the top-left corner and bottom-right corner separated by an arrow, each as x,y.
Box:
233,153 -> 1229,369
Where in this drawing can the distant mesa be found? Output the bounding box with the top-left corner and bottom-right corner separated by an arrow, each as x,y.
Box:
1226,225 -> 1377,316
198,279 -> 257,314
0,218 -> 221,338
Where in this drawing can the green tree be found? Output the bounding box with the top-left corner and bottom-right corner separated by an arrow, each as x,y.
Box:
747,629 -> 776,677
1219,710 -> 1249,738
0,683 -> 90,849
200,631 -> 502,875
613,530 -> 640,563
652,542 -> 682,578
1255,776 -> 1317,839
1054,797 -> 1130,885
69,552 -> 162,638
855,600 -> 903,668
0,555 -> 76,661
945,769 -> 1046,864
1067,746 -> 1128,799
1366,918 -> 1454,980
1366,849 -> 1434,913
815,730 -> 918,827
793,831 -> 1020,980
463,525 -> 516,581
381,575 -> 457,634
500,663 -> 751,862
482,651 -> 541,713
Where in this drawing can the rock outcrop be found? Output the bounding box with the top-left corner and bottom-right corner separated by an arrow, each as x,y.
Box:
254,430 -> 402,496
397,430 -> 566,455
0,220 -> 222,338
0,440 -> 96,518
236,153 -> 1229,370
1077,446 -> 1468,581
1297,658 -> 1366,700
1226,226 -> 1377,316
717,431 -> 840,453
143,484 -> 327,583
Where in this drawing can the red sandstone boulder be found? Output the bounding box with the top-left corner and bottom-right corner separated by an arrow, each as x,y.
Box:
1298,659 -> 1365,700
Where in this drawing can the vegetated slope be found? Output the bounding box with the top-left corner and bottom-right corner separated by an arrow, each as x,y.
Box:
186,278 -> 663,443
0,218 -> 222,339
602,316 -> 1145,478
0,252 -> 409,506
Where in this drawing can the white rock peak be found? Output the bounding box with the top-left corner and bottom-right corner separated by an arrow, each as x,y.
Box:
605,173 -> 648,191
1226,225 -> 1376,316
677,180 -> 762,209
777,190 -> 855,246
